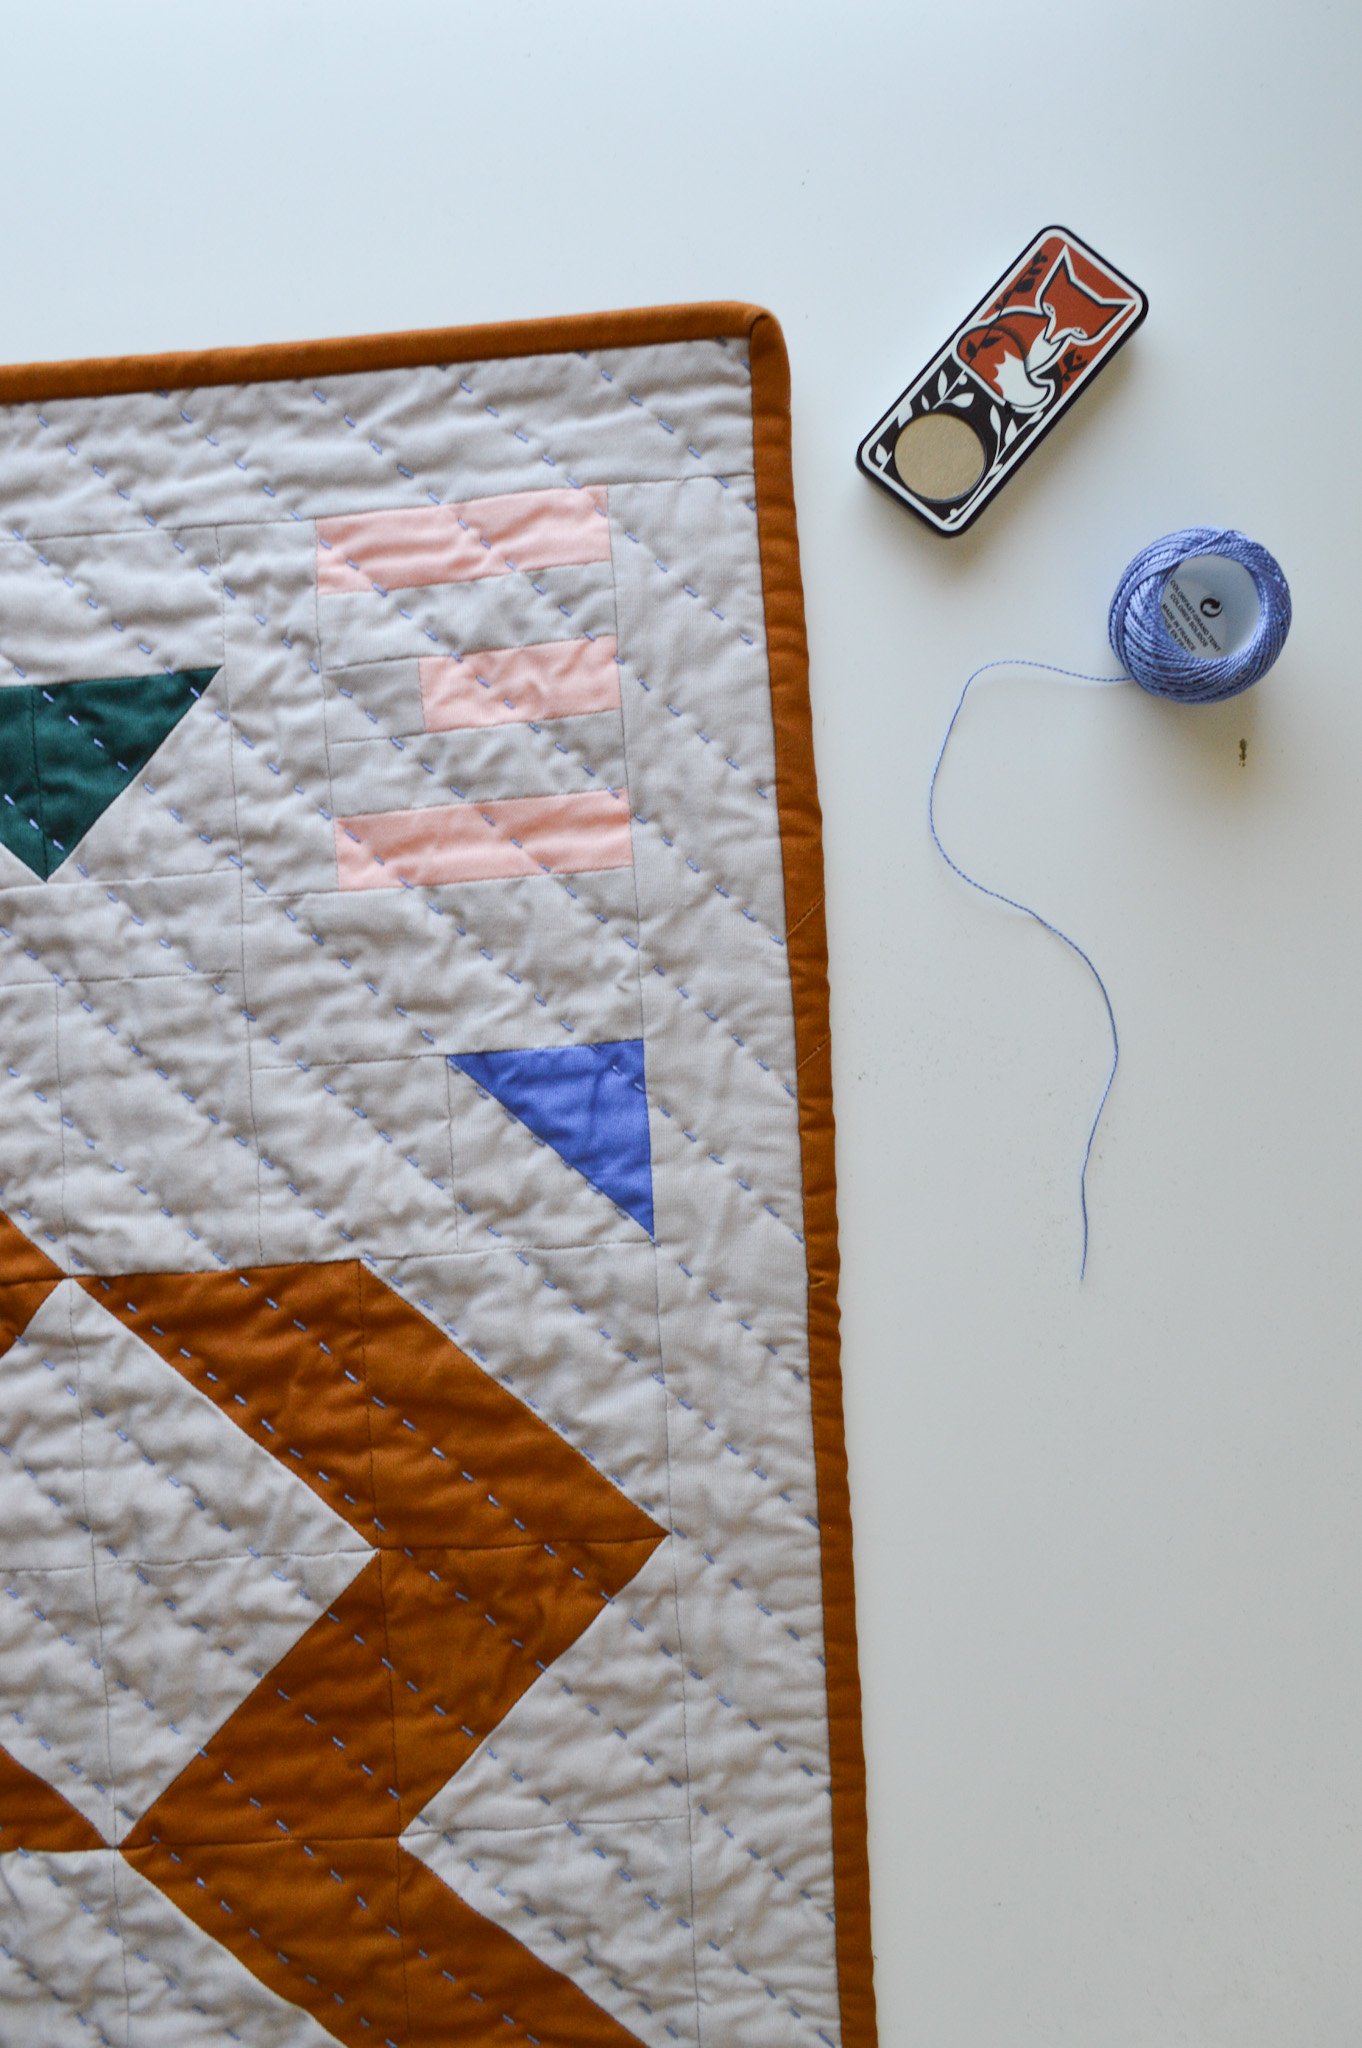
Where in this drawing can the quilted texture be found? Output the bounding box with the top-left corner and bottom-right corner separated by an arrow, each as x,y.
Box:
0,310 -> 872,2047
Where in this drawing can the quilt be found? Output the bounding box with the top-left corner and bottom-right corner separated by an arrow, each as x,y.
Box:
0,302 -> 874,2048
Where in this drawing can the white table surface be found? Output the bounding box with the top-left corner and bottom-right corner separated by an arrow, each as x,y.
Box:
6,3 -> 1360,2040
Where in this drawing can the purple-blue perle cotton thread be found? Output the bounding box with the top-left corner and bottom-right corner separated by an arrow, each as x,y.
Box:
930,529 -> 1292,1276
929,659 -> 1125,1280
1109,526 -> 1292,703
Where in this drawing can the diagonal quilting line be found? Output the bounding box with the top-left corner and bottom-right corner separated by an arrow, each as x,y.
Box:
414,1679 -> 837,1942
13,395 -> 774,1409
580,334 -> 751,445
41,934 -> 811,1466
254,870 -> 803,1275
332,786 -> 636,893
83,1263 -> 663,1561
465,337 -> 749,479
0,1845 -> 353,2048
120,1530 -> 659,1857
407,1808 -> 774,2046
437,360 -> 765,649
0,1381 -> 355,1626
321,626 -> 795,1084
0,1206 -> 62,1289
86,1263 -> 376,1523
314,484 -> 610,593
409,1791 -> 834,2047
377,1538 -> 659,1831
410,361 -> 773,779
123,1823 -> 651,2048
45,971 -> 257,1258
3,1280 -> 369,1580
26,666 -> 222,880
415,1841 -> 700,2048
0,1709 -> 118,1850
0,667 -> 223,878
448,1045 -> 654,1238
162,868 -> 800,1354
399,1841 -> 652,2048
0,1283 -> 378,1852
0,1933 -> 121,2044
123,1561 -> 402,1851
0,1565 -> 160,1842
416,631 -> 622,733
150,337 -> 746,532
311,497 -> 793,970
123,1830 -> 409,2046
82,1264 -> 691,1770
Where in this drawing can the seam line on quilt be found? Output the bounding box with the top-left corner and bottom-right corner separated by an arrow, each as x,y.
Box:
605,499 -> 704,2042
217,524 -> 268,1269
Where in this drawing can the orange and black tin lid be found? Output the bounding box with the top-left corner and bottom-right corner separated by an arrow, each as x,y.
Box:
857,225 -> 1148,536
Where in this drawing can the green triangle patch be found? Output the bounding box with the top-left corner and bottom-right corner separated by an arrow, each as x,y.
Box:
0,667 -> 218,879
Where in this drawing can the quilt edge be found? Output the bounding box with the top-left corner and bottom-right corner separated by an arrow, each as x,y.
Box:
747,310 -> 878,2048
0,298 -> 879,2048
0,302 -> 763,402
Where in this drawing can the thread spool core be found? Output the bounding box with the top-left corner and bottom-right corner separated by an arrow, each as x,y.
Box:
1159,554 -> 1261,661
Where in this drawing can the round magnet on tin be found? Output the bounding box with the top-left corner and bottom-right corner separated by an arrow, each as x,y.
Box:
892,413 -> 986,504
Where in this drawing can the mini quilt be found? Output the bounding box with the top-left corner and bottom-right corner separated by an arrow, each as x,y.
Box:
0,303 -> 874,2048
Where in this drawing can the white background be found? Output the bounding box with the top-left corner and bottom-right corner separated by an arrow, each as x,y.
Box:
4,3 -> 1361,2041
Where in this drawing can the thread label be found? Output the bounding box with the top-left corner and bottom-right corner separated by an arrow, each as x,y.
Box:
1160,555 -> 1260,660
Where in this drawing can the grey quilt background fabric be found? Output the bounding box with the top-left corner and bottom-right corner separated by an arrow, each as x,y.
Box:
0,336 -> 839,2046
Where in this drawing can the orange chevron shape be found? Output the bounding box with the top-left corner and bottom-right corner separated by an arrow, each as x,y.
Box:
0,1741 -> 105,1853
399,1846 -> 654,2047
126,1826 -> 649,2047
84,1261 -> 659,1552
0,1207 -> 61,1360
381,1534 -> 661,1830
63,1256 -> 665,2044
356,1263 -> 657,1550
123,1833 -> 411,2045
84,1259 -> 380,1525
122,1560 -> 402,1849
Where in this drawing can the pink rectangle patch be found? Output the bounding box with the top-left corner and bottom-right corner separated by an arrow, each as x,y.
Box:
335,789 -> 634,890
419,635 -> 620,732
316,487 -> 610,595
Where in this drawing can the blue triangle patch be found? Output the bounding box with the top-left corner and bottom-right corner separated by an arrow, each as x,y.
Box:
450,1038 -> 654,1237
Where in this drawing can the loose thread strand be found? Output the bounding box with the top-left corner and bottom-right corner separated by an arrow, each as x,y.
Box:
927,659 -> 1127,1278
927,531 -> 1290,1277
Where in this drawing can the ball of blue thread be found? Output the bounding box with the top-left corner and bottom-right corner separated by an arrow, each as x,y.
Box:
1108,526 -> 1292,704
